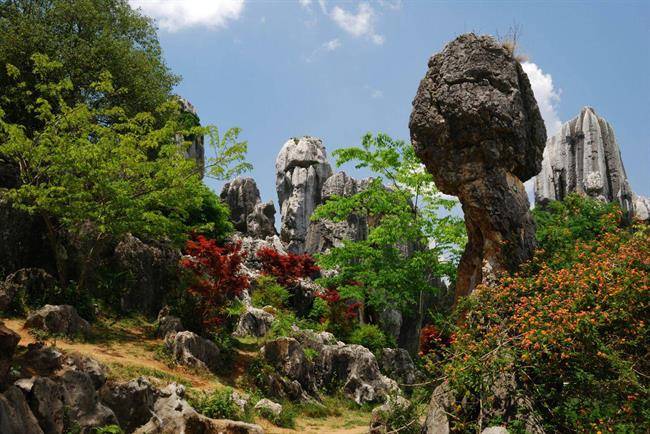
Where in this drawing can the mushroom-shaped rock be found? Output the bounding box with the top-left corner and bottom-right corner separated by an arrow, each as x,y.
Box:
409,33 -> 547,299
276,136 -> 333,253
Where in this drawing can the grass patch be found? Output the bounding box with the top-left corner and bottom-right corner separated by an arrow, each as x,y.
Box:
106,362 -> 192,387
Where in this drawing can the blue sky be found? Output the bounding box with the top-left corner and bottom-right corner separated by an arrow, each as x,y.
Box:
130,0 -> 649,208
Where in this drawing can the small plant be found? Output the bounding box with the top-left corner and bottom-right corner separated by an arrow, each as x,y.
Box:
348,323 -> 388,354
258,405 -> 297,429
251,276 -> 290,309
303,347 -> 318,362
373,396 -> 421,434
92,426 -> 124,434
190,387 -> 248,421
269,311 -> 298,338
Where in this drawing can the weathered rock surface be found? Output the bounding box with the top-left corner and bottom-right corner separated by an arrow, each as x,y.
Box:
276,136 -> 333,253
421,381 -> 454,434
99,377 -> 159,433
16,343 -> 63,378
25,305 -> 90,337
0,321 -> 20,385
59,370 -> 118,429
221,177 -> 277,237
482,427 -> 510,434
133,383 -> 263,434
176,97 -> 205,178
233,305 -> 274,338
304,171 -> 369,254
0,386 -> 44,434
378,348 -> 422,387
254,398 -> 283,417
260,337 -> 317,401
165,331 -> 220,372
113,234 -> 181,317
62,353 -> 108,390
534,106 -> 649,222
409,33 -> 546,299
156,314 -> 184,338
369,395 -> 414,434
0,268 -> 56,312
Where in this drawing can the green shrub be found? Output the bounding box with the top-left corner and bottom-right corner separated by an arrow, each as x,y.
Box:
374,396 -> 420,434
251,276 -> 290,309
348,324 -> 388,354
257,405 -> 297,429
91,426 -> 124,434
190,387 -> 248,421
269,311 -> 297,338
307,296 -> 328,323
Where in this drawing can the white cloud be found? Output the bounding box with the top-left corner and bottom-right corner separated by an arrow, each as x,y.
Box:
521,61 -> 562,136
305,38 -> 342,63
298,0 -> 312,7
129,0 -> 244,32
379,0 -> 402,10
371,89 -> 383,99
330,3 -> 384,45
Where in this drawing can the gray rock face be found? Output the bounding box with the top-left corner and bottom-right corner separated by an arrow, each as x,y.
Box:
0,386 -> 44,434
233,306 -> 275,338
99,377 -> 159,433
369,395 -> 414,434
62,353 -> 108,390
25,305 -> 90,338
254,398 -> 283,417
534,106 -> 648,222
409,33 -> 546,299
16,343 -> 63,378
132,383 -> 263,434
176,97 -> 205,178
276,136 -> 333,253
378,348 -> 422,387
0,322 -> 20,385
29,377 -> 65,434
221,177 -> 277,238
114,234 -> 181,317
165,331 -> 221,373
260,337 -> 317,401
421,382 -> 453,434
0,268 -> 56,312
156,315 -> 184,338
59,370 -> 118,430
305,171 -> 369,254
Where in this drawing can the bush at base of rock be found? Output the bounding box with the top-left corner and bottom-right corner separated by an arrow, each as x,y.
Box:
370,395 -> 420,434
251,275 -> 289,309
189,387 -> 251,422
348,324 -> 391,355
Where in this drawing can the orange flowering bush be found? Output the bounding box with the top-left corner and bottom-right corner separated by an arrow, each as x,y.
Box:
438,196 -> 649,433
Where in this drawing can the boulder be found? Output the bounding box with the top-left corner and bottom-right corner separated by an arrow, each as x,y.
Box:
254,398 -> 282,417
0,268 -> 56,312
165,331 -> 220,372
276,136 -> 333,253
0,386 -> 44,434
534,106 -> 648,222
113,234 -> 181,317
260,337 -> 317,400
421,382 -> 454,434
25,305 -> 90,338
369,395 -> 414,434
316,344 -> 398,404
28,377 -> 65,434
409,33 -> 547,300
378,348 -> 422,386
156,315 -> 184,338
62,353 -> 108,389
59,370 -> 117,430
133,383 -> 263,434
99,377 -> 159,433
16,343 -> 63,377
221,177 -> 277,237
233,306 -> 274,338
0,321 -> 20,385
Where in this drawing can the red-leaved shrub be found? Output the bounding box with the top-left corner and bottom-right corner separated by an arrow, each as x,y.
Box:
419,324 -> 454,357
255,247 -> 319,286
181,235 -> 249,331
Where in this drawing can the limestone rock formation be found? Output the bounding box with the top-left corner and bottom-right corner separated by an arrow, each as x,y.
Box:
304,171 -> 369,254
0,322 -> 20,385
260,337 -> 317,401
378,348 -> 422,387
254,398 -> 283,417
176,97 -> 205,178
25,305 -> 91,338
99,377 -> 160,433
165,331 -> 221,373
0,268 -> 56,313
409,33 -> 547,299
156,314 -> 184,338
0,386 -> 44,434
221,177 -> 277,238
276,136 -> 333,253
534,106 -> 649,222
233,305 -> 275,338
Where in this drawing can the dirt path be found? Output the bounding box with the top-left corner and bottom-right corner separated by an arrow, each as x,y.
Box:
4,318 -> 372,434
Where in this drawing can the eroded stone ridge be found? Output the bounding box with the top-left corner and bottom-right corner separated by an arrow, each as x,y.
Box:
409,33 -> 547,299
220,177 -> 277,238
535,106 -> 649,222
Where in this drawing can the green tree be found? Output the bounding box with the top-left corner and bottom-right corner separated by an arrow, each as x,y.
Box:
0,55 -> 249,290
0,0 -> 178,132
313,133 -> 466,319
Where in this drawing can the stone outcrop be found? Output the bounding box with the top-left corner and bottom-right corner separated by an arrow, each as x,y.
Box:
156,314 -> 184,338
534,106 -> 649,222
0,322 -> 20,385
25,305 -> 90,338
233,305 -> 275,338
254,398 -> 283,416
0,386 -> 44,434
113,234 -> 181,317
0,268 -> 56,313
276,136 -> 333,253
165,331 -> 221,373
176,97 -> 205,178
409,33 -> 547,300
221,177 -> 277,238
99,377 -> 160,433
304,171 -> 369,254
260,337 -> 317,401
378,348 -> 422,387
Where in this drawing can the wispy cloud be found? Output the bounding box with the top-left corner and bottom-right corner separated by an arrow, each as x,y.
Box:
330,3 -> 384,45
129,0 -> 245,32
522,61 -> 562,136
305,38 -> 342,63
